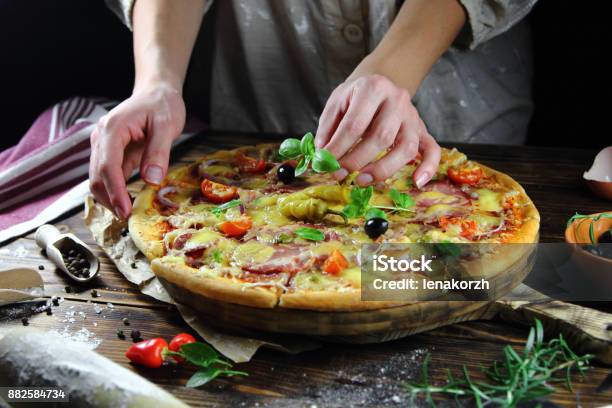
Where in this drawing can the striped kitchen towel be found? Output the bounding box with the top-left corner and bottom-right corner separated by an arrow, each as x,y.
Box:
0,96 -> 198,243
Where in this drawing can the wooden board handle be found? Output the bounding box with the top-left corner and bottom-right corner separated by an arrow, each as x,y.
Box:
490,299 -> 612,364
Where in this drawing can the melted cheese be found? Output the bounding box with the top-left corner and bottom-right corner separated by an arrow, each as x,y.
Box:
232,241 -> 274,266
424,204 -> 455,218
185,230 -> 221,250
417,191 -> 458,204
475,189 -> 502,212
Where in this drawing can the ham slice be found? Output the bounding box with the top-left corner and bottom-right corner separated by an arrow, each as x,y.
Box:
242,245 -> 312,275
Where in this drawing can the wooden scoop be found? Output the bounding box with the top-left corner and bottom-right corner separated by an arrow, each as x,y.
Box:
35,224 -> 100,282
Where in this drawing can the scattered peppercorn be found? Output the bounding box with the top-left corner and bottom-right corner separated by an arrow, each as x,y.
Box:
121,229 -> 129,237
117,330 -> 126,340
65,286 -> 72,293
131,262 -> 137,269
51,296 -> 59,306
91,289 -> 99,298
46,308 -> 53,316
21,317 -> 29,326
130,330 -> 141,342
607,323 -> 612,331
122,317 -> 130,326
38,265 -> 45,270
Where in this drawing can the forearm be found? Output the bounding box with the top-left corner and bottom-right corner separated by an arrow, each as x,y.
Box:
349,0 -> 466,95
132,0 -> 207,93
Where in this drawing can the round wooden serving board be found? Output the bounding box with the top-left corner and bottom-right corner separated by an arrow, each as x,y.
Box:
160,244 -> 535,342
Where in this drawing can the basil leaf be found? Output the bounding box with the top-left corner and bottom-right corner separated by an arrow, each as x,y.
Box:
342,203 -> 362,219
295,227 -> 325,241
180,342 -> 218,368
294,155 -> 310,177
311,149 -> 340,173
279,138 -> 302,159
186,367 -> 223,388
389,188 -> 415,209
300,132 -> 315,157
342,186 -> 374,218
365,207 -> 387,221
211,199 -> 242,216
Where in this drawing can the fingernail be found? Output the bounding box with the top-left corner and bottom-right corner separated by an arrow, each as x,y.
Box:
144,165 -> 163,185
415,172 -> 430,189
333,168 -> 349,180
356,173 -> 373,186
315,138 -> 324,149
114,205 -> 125,220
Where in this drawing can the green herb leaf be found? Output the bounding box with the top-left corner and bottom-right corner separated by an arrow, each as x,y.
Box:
186,367 -> 223,388
294,156 -> 310,177
211,249 -> 223,263
211,199 -> 242,217
279,138 -> 302,159
300,132 -> 315,157
295,227 -> 325,241
312,149 -> 340,173
365,207 -> 387,221
342,186 -> 373,219
389,188 -> 415,209
180,342 -> 218,368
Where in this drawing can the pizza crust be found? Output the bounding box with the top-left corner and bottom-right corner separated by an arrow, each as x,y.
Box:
151,259 -> 279,309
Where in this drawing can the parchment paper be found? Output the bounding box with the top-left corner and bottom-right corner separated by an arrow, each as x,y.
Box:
83,197 -> 320,362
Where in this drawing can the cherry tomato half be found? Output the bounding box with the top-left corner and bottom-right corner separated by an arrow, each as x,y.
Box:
323,249 -> 349,275
447,166 -> 483,186
219,218 -> 253,238
236,152 -> 266,174
201,179 -> 238,204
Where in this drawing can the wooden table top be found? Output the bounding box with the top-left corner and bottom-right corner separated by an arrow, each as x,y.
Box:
1,133 -> 611,407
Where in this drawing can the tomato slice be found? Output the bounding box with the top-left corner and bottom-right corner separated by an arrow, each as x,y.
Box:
236,152 -> 266,174
200,179 -> 238,204
447,165 -> 483,186
219,218 -> 253,238
323,249 -> 349,275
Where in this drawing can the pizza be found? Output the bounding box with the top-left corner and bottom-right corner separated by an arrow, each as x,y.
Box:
129,137 -> 539,311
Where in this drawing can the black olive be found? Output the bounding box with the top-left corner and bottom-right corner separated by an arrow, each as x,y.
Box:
365,217 -> 389,239
598,230 -> 612,244
277,163 -> 295,184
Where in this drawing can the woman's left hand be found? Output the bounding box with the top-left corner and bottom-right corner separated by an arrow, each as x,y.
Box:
315,74 -> 441,188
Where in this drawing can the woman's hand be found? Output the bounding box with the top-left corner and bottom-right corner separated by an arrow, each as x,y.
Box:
315,74 -> 441,188
89,83 -> 185,219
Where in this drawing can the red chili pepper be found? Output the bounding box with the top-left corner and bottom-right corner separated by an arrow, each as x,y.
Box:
201,179 -> 238,204
125,337 -> 168,368
236,152 -> 266,174
168,333 -> 197,363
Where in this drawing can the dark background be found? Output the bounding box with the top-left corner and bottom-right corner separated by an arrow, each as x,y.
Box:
0,0 -> 609,151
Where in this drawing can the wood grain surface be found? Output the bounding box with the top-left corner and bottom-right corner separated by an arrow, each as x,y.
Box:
1,133 -> 611,407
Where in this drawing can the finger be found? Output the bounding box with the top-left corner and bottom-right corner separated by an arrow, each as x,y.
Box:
338,100 -> 402,173
89,125 -> 113,210
358,122 -> 419,185
413,127 -> 441,189
123,141 -> 145,180
315,87 -> 346,149
323,86 -> 382,160
98,124 -> 132,219
140,113 -> 178,185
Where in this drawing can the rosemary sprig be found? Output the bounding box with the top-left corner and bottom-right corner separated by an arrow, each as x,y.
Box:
567,212 -> 612,244
404,319 -> 592,407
